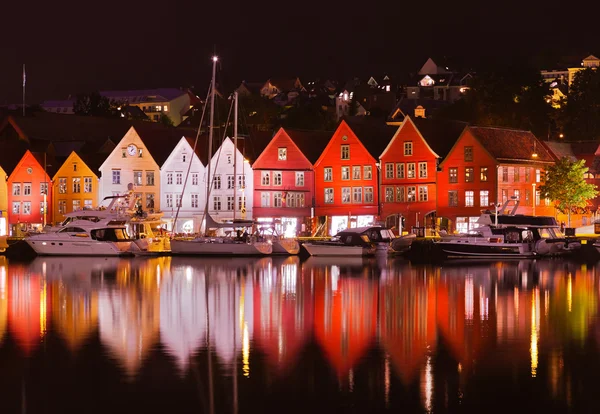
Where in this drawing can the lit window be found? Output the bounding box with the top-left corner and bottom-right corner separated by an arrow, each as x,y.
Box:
341,166 -> 350,180
261,192 -> 270,207
407,186 -> 416,202
324,188 -> 334,203
352,166 -> 361,180
72,199 -> 81,211
133,171 -> 142,186
324,167 -> 333,181
156,105 -> 162,111
536,169 -> 541,183
465,167 -> 474,182
84,199 -> 93,209
342,187 -> 351,203
12,183 -> 21,196
295,172 -> 304,186
72,177 -> 81,193
59,178 -> 67,194
480,190 -> 489,207
407,163 -> 415,178
278,147 -> 287,160
465,190 -> 474,207
480,167 -> 488,182
363,165 -> 372,180
341,145 -> 350,160
449,168 -> 458,183
163,105 -> 168,112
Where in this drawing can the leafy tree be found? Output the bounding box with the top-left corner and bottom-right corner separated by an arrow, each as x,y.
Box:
159,113 -> 174,127
73,92 -> 122,117
538,157 -> 598,226
556,68 -> 600,140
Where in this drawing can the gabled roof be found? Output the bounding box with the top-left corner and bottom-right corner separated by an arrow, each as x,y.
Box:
127,124 -> 191,167
266,77 -> 303,92
100,88 -> 187,103
0,139 -> 30,176
343,117 -> 398,159
284,129 -> 333,164
542,141 -> 576,161
412,117 -> 468,160
468,127 -> 554,164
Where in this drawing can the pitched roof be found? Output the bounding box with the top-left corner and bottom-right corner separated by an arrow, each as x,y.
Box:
412,117 -> 468,159
468,127 -> 554,163
542,141 -> 575,161
268,78 -> 302,92
100,88 -> 187,103
343,117 -> 398,159
129,123 -> 190,167
0,140 -> 30,175
284,129 -> 333,164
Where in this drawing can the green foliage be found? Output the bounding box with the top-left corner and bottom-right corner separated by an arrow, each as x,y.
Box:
434,63 -> 552,137
73,92 -> 121,117
159,113 -> 174,127
556,68 -> 600,140
538,157 -> 598,226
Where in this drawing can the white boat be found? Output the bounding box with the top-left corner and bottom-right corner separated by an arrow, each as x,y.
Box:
256,223 -> 300,255
127,214 -> 171,256
436,198 -> 581,259
302,226 -> 395,256
171,236 -> 271,256
25,218 -> 132,256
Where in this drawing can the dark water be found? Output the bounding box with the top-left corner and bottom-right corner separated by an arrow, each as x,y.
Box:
0,255 -> 599,413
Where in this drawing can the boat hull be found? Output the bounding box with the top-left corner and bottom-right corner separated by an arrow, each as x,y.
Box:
302,243 -> 373,256
437,241 -> 533,258
129,237 -> 171,256
272,239 -> 300,255
25,238 -> 132,256
170,239 -> 272,255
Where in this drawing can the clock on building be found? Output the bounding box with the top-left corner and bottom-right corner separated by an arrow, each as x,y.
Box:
127,144 -> 138,156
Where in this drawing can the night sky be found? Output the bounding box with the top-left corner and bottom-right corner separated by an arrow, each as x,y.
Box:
2,0 -> 598,104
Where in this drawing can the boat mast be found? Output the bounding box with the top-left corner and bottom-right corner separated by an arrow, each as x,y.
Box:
233,91 -> 238,221
204,56 -> 218,233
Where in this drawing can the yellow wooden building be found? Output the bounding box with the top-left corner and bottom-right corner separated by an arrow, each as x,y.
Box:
52,151 -> 100,224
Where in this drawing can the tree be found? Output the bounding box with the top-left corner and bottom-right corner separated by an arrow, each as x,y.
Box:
73,92 -> 122,117
537,157 -> 598,226
556,68 -> 600,140
159,113 -> 174,127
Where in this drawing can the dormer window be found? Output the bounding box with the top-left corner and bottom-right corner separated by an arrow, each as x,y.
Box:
182,154 -> 187,163
420,75 -> 435,87
278,147 -> 287,160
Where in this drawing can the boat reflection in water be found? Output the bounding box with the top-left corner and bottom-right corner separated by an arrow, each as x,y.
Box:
0,256 -> 599,412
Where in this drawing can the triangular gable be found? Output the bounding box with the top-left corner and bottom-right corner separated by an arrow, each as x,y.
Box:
209,137 -> 245,165
161,136 -> 206,171
379,116 -> 440,160
418,58 -> 440,75
367,76 -> 378,86
438,126 -> 497,168
252,128 -> 312,169
314,120 -> 377,167
51,151 -> 98,181
8,150 -> 49,181
99,126 -> 160,171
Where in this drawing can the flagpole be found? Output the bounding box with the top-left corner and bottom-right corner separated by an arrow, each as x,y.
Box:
22,64 -> 26,116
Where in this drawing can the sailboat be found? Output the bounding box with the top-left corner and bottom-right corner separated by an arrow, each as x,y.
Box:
170,55 -> 272,256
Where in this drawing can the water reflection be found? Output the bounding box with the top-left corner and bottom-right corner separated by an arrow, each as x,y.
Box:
0,256 -> 599,413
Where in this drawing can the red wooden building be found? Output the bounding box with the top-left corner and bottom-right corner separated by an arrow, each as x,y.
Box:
379,116 -> 466,233
437,126 -> 555,233
314,119 -> 395,235
7,150 -> 53,233
252,128 -> 330,237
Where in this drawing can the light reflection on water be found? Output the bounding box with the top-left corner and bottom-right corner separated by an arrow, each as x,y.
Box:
0,255 -> 599,413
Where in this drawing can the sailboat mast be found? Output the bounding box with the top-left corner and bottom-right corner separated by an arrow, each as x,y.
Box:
233,91 -> 238,221
205,56 -> 218,225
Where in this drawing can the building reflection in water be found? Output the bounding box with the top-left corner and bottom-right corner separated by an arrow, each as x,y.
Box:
0,257 -> 7,345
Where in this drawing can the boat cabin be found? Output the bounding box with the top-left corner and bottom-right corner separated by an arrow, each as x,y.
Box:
334,226 -> 395,246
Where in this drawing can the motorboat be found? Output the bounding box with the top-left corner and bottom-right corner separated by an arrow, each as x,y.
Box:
302,226 -> 395,256
25,218 -> 133,256
127,214 -> 171,256
436,198 -> 581,259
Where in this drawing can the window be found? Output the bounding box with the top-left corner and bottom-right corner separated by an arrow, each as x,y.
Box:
448,190 -> 458,207
536,169 -> 541,183
396,186 -> 405,202
227,196 -> 235,210
146,171 -> 154,186
40,183 -> 48,195
278,147 -> 287,160
363,165 -> 373,180
480,190 -> 489,207
352,166 -> 361,180
274,192 -> 282,207
167,173 -> 173,185
23,201 -> 31,215
296,172 -> 304,186
535,191 -> 541,206
112,170 -> 121,184
12,183 -> 20,196
287,192 -> 304,208
191,194 -> 198,208
365,187 -> 374,203
58,200 -> 66,214
341,145 -> 350,159
514,189 -> 520,200
502,189 -> 508,203
84,177 -> 93,193
324,167 -> 333,181
192,173 -> 199,186
84,200 -> 93,209
465,167 -> 474,182
227,175 -> 235,189
73,163 -> 77,172
122,149 -> 126,158
513,167 -> 520,182
480,167 -> 488,182
324,188 -> 334,203
164,105 -> 168,112
12,202 -> 20,214
146,193 -> 155,209
404,141 -> 413,155
176,172 -> 183,185
396,163 -> 404,179
261,171 -> 270,186
419,186 -> 428,202
385,187 -> 394,202
40,201 -> 45,215
385,163 -> 394,179
261,192 -> 270,207
227,155 -> 232,164
341,166 -> 350,180
182,154 -> 187,163
213,175 -> 221,189
166,194 -> 173,208
418,162 -> 427,178
449,168 -> 458,183
213,196 -> 222,210
407,163 -> 416,178
342,187 -> 351,203
502,167 -> 508,182
464,146 -> 473,162
352,187 -> 362,203
73,177 -> 81,193
273,172 -> 282,186
525,190 -> 531,205
73,200 -> 81,211
23,182 -> 31,196
176,194 -> 182,207
407,186 -> 416,202
465,190 -> 474,207
138,148 -> 143,158
525,168 -> 531,182
239,175 -> 246,189
238,195 -> 245,211
59,178 -> 67,194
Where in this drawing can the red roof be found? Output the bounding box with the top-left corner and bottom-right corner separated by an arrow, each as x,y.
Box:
468,126 -> 554,163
